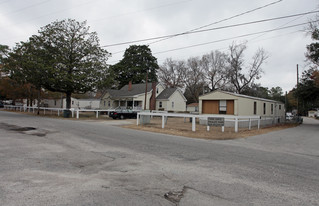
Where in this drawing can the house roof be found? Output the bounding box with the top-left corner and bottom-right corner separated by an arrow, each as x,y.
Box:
107,82 -> 156,98
156,88 -> 177,100
187,103 -> 199,107
200,90 -> 283,104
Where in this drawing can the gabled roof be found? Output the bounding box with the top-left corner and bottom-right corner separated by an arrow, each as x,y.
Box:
200,90 -> 283,104
156,88 -> 187,102
156,88 -> 177,100
106,82 -> 156,98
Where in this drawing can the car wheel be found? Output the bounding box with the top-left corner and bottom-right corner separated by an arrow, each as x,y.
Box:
120,115 -> 124,119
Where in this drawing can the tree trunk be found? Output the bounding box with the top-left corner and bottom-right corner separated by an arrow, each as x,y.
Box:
37,89 -> 41,115
66,92 -> 72,110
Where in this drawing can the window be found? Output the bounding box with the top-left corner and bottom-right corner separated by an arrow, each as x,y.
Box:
72,101 -> 74,105
159,101 -> 162,108
219,100 -> 227,114
103,101 -> 106,106
263,103 -> 266,115
54,100 -> 57,106
279,105 -> 282,110
253,101 -> 257,115
108,101 -> 111,107
156,88 -> 159,94
172,101 -> 174,108
271,104 -> 274,115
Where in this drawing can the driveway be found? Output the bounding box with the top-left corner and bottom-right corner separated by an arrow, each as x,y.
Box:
0,111 -> 318,206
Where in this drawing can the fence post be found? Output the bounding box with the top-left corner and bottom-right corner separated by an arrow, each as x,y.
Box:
76,110 -> 79,119
96,111 -> 99,118
248,118 -> 251,130
162,115 -> 165,129
192,116 -> 196,131
258,118 -> 260,130
235,117 -> 238,133
207,125 -> 210,131
137,114 -> 139,125
58,109 -> 60,116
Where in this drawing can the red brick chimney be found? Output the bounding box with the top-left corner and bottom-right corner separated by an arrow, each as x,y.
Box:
128,81 -> 132,91
150,82 -> 156,110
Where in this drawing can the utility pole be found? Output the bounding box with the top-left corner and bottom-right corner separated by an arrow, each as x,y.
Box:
144,69 -> 149,110
296,64 -> 299,115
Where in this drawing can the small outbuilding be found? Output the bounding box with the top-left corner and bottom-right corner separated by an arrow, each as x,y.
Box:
199,90 -> 285,117
186,103 -> 199,112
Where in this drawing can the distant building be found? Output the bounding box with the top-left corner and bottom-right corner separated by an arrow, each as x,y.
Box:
186,103 -> 199,112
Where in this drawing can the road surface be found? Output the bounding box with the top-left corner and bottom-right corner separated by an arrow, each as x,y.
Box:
0,110 -> 318,205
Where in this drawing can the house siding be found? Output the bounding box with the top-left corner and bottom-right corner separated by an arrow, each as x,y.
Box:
199,91 -> 285,117
156,90 -> 186,112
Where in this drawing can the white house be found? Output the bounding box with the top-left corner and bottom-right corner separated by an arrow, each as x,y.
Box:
199,90 -> 285,117
41,97 -> 100,109
100,82 -> 187,112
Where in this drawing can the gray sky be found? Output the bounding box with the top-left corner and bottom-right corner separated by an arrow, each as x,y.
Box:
0,0 -> 318,92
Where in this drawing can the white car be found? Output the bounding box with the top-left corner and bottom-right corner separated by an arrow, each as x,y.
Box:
286,112 -> 294,120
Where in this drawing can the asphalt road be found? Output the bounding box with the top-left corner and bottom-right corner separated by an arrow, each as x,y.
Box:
0,110 -> 318,206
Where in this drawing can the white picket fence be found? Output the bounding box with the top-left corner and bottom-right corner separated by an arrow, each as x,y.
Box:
3,105 -> 284,133
137,112 -> 284,133
3,105 -> 113,119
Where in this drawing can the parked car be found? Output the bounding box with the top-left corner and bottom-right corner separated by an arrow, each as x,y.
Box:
286,112 -> 294,120
0,101 -> 4,108
109,109 -> 137,119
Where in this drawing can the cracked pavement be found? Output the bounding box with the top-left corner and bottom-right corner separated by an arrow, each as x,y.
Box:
0,110 -> 319,205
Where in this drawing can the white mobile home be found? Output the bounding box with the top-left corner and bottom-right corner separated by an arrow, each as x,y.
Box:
199,90 -> 285,117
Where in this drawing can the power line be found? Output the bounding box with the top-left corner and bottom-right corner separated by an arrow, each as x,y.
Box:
153,21 -> 314,55
148,0 -> 283,45
1,0 -> 52,16
102,10 -> 318,48
248,8 -> 319,42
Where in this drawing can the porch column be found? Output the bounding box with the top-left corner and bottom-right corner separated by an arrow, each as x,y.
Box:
133,99 -> 135,110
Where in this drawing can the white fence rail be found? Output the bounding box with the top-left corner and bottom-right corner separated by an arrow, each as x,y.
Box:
3,105 -> 114,119
137,112 -> 283,133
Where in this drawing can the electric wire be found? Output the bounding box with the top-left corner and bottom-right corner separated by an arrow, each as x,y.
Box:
147,0 -> 283,45
153,22 -> 313,55
102,10 -> 318,48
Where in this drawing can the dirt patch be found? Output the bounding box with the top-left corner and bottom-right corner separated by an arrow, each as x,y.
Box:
122,117 -> 298,140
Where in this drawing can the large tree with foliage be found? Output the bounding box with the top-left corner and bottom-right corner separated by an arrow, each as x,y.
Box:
0,44 -> 10,79
5,19 -> 110,110
306,15 -> 319,67
112,45 -> 158,89
292,14 -> 319,114
295,68 -> 319,114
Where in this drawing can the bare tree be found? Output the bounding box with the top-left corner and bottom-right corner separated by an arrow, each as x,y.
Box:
201,50 -> 228,91
184,57 -> 205,103
158,58 -> 186,88
227,42 -> 268,94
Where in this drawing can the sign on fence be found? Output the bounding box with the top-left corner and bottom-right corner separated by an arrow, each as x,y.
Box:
207,117 -> 225,126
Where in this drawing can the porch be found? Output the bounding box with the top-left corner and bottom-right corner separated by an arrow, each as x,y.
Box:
112,99 -> 143,110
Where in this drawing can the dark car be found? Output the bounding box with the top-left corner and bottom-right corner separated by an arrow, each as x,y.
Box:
0,101 -> 4,108
109,109 -> 137,119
